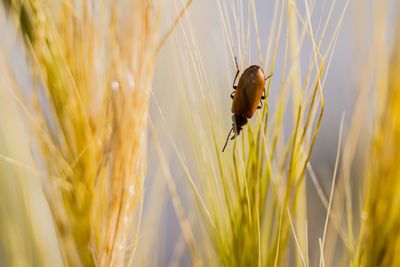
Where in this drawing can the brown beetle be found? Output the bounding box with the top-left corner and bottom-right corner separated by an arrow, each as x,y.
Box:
222,58 -> 272,152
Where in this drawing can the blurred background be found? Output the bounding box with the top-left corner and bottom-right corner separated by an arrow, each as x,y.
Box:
0,0 -> 399,266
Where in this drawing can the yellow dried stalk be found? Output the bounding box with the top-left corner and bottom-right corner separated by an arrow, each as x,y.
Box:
2,0 -> 161,266
353,17 -> 400,267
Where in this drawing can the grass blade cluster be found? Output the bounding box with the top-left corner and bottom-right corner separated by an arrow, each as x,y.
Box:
151,0 -> 348,265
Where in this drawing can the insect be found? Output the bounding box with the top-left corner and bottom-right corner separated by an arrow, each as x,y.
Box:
222,58 -> 272,152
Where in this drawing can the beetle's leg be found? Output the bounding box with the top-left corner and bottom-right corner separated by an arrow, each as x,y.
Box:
231,126 -> 241,140
230,91 -> 235,99
233,57 -> 240,90
233,72 -> 239,89
262,73 -> 273,98
257,101 -> 263,109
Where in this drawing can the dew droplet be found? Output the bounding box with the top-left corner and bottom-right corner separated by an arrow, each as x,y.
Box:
126,72 -> 135,89
129,185 -> 135,195
111,80 -> 120,91
361,211 -> 368,220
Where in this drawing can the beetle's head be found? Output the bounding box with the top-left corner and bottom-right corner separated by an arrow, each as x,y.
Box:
222,115 -> 247,152
222,115 -> 248,152
231,115 -> 248,139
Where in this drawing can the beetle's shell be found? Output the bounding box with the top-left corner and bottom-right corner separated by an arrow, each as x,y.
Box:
231,65 -> 265,118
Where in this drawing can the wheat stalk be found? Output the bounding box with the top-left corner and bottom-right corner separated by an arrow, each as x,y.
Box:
2,0 -> 163,266
352,12 -> 400,267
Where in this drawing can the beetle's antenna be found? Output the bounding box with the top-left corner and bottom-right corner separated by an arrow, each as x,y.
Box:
222,128 -> 233,152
